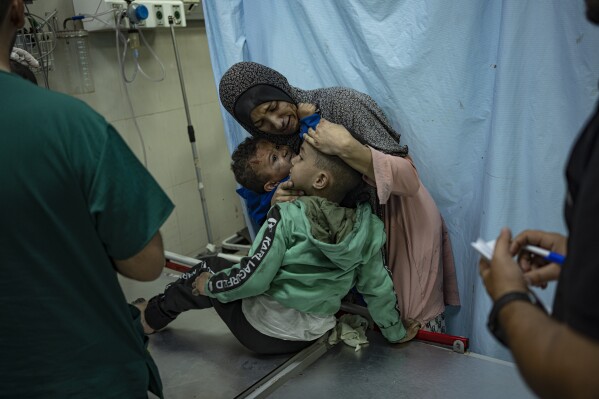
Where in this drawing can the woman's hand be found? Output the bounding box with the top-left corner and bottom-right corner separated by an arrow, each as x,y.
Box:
510,230 -> 567,288
271,180 -> 304,206
305,118 -> 375,179
304,119 -> 355,157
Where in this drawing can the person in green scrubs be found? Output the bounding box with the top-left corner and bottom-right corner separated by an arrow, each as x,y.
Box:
0,1 -> 174,397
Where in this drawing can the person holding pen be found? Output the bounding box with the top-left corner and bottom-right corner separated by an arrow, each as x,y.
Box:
512,232 -> 567,288
479,2 -> 599,397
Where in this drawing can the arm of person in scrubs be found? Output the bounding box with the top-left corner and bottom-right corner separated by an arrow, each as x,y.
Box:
113,232 -> 166,281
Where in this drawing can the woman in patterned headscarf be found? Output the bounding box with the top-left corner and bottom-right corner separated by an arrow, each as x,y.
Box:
220,61 -> 407,156
220,61 -> 460,332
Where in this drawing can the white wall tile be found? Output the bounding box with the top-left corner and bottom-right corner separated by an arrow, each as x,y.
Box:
171,179 -> 206,253
26,1 -> 248,259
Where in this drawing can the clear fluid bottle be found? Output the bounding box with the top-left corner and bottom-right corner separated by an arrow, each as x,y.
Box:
55,29 -> 95,94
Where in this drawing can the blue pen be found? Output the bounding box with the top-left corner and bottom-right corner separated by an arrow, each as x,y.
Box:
524,245 -> 566,265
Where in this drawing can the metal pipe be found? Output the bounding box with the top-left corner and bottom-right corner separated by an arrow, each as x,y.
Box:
168,16 -> 215,251
164,250 -> 200,267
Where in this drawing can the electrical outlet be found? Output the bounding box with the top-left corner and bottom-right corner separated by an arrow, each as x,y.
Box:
172,4 -> 182,25
155,4 -> 164,26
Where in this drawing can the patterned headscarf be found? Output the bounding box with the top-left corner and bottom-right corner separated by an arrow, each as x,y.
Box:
219,62 -> 409,217
219,61 -> 408,157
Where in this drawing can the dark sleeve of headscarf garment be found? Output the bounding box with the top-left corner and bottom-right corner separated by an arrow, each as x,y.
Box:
220,61 -> 408,219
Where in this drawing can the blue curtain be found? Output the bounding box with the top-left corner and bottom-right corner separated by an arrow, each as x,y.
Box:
203,0 -> 599,360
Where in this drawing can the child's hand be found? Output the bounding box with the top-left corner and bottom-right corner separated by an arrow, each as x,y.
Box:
398,318 -> 421,343
271,180 -> 304,207
192,272 -> 213,296
297,103 -> 317,119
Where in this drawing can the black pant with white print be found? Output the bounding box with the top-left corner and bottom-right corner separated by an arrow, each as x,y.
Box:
144,254 -> 314,355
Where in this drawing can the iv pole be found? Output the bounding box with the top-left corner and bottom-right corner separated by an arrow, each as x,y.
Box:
168,15 -> 216,253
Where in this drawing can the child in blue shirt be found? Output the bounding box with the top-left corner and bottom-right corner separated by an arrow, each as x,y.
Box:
233,103 -> 320,228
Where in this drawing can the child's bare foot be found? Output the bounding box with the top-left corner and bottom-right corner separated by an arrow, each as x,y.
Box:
131,298 -> 156,335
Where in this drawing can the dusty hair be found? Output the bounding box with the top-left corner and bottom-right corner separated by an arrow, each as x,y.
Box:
231,137 -> 268,193
313,149 -> 362,200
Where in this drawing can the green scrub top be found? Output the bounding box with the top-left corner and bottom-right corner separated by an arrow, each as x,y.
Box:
0,70 -> 174,398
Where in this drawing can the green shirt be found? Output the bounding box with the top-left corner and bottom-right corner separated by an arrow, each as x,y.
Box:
0,71 -> 174,398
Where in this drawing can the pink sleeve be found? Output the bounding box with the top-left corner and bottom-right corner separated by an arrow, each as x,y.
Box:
364,147 -> 420,204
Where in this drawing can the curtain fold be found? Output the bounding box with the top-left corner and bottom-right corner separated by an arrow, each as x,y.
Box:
203,0 -> 599,359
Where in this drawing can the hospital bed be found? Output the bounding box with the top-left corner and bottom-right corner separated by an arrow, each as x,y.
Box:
118,253 -> 536,398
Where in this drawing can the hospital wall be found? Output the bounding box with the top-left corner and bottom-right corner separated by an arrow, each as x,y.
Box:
27,1 -> 246,257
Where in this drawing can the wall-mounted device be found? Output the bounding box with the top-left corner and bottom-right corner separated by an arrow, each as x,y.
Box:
72,0 -> 186,31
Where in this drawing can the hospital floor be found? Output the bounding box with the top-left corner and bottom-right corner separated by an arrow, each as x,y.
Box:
120,270 -> 537,399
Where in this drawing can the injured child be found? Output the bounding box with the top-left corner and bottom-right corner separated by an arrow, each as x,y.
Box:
134,141 -> 419,354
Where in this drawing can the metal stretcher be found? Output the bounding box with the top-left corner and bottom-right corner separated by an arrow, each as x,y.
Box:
118,253 -> 536,399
